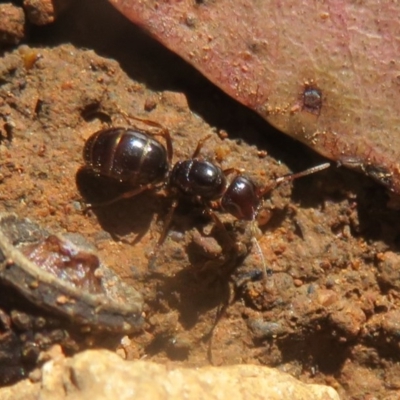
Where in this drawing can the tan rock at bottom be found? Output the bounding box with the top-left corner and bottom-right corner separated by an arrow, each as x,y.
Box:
0,349 -> 340,400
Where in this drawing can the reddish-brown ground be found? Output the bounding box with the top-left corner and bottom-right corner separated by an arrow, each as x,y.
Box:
1,1 -> 400,399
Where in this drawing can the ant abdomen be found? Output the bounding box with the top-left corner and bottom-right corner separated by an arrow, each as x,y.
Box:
83,127 -> 169,186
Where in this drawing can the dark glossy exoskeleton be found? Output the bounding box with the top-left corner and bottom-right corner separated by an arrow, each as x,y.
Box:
221,175 -> 260,221
164,159 -> 262,248
83,120 -> 173,205
84,128 -> 169,184
168,160 -> 261,223
83,123 -> 329,247
169,160 -> 227,201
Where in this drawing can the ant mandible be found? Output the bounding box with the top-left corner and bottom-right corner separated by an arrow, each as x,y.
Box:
82,117 -> 330,263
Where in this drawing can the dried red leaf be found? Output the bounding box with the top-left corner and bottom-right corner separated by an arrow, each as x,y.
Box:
110,0 -> 400,193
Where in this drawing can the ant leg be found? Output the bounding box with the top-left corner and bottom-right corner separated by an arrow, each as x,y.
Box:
205,209 -> 237,251
84,183 -> 157,211
248,221 -> 269,288
157,197 -> 179,247
222,167 -> 243,177
207,284 -> 235,365
119,111 -> 164,130
191,134 -> 213,158
256,182 -> 276,198
148,128 -> 173,164
147,197 -> 178,269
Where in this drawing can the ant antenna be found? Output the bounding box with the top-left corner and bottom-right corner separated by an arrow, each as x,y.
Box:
275,162 -> 330,184
251,234 -> 268,286
250,220 -> 268,285
255,162 -> 330,287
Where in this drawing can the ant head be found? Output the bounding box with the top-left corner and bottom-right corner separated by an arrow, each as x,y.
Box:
221,175 -> 260,221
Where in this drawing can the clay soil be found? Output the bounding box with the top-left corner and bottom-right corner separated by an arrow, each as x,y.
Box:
1,1 -> 400,399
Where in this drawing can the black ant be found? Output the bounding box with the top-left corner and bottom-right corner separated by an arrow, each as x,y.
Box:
82,117 -> 329,270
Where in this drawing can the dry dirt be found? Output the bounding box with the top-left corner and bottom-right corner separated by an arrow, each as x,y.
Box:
1,1 -> 400,399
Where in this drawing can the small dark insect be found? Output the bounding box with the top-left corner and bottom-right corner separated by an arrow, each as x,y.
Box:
83,117 -> 173,205
83,120 -> 329,264
337,156 -> 393,188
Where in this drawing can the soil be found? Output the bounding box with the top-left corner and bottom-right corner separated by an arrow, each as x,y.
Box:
1,1 -> 400,399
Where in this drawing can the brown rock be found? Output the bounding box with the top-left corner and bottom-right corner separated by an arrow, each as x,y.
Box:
0,4 -> 26,46
377,251 -> 400,291
0,349 -> 340,400
24,0 -> 55,25
23,0 -> 74,25
329,301 -> 366,339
